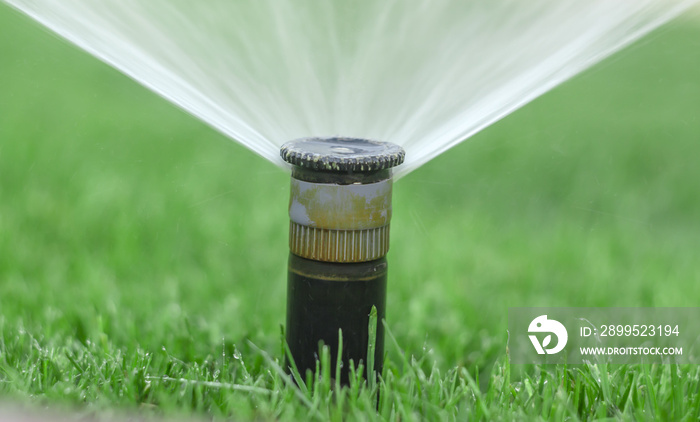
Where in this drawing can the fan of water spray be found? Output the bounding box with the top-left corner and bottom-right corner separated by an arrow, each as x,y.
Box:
3,0 -> 697,176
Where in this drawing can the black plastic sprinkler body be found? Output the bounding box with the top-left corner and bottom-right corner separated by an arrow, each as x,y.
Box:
280,137 -> 405,385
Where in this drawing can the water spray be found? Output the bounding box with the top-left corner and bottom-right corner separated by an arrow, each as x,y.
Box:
280,137 -> 405,384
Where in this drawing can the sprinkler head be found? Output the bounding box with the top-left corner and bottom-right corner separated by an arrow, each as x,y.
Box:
281,137 -> 404,384
281,137 -> 404,262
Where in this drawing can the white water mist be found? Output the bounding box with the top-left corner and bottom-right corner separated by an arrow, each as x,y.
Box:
4,0 -> 697,176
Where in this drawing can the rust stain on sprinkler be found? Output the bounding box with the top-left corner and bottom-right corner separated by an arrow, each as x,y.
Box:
289,179 -> 392,231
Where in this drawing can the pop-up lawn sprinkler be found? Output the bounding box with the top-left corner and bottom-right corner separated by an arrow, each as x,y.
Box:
280,137 -> 405,384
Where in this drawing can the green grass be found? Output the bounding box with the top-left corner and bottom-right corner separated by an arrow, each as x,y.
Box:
2,5 -> 700,420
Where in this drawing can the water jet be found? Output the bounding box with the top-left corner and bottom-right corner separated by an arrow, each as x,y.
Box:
281,137 -> 404,383
4,0 -> 695,177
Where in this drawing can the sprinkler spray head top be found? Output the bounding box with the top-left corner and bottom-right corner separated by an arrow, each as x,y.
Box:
280,137 -> 405,173
281,137 -> 404,263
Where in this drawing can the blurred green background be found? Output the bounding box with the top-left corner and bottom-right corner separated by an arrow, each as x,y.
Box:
1,3 -> 699,416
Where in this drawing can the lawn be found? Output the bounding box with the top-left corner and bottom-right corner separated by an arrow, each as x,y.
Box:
1,4 -> 700,420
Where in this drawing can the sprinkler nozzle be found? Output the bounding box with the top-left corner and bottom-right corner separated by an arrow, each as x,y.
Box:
281,137 -> 404,384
